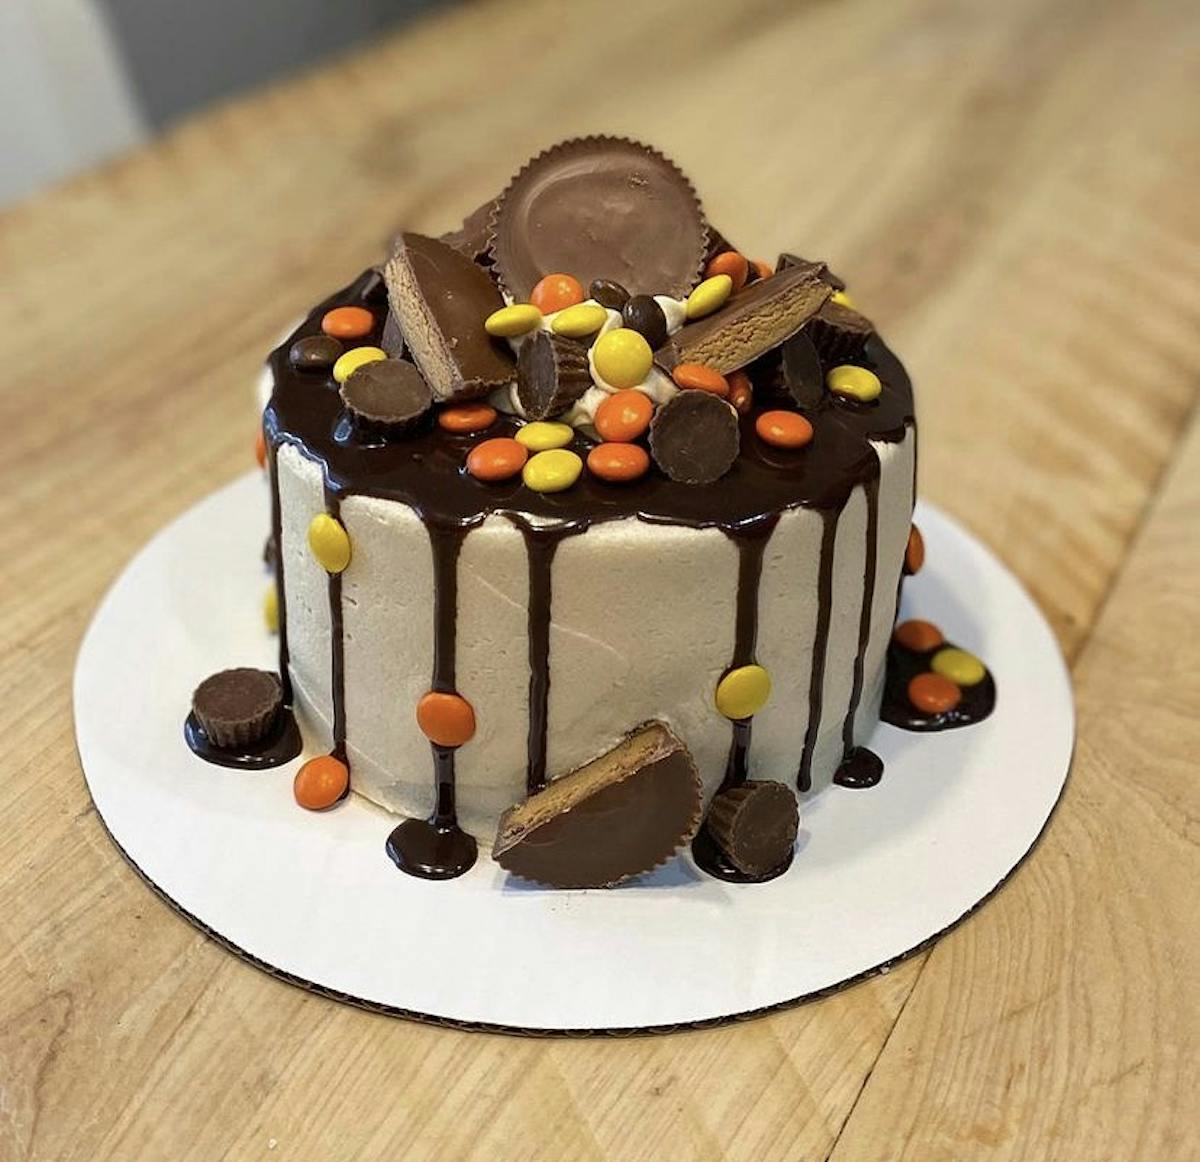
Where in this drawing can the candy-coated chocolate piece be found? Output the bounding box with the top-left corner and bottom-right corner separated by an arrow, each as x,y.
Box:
308,513 -> 351,573
586,442 -> 650,483
827,364 -> 882,402
416,691 -> 477,747
438,402 -> 497,434
530,272 -> 585,314
621,294 -> 669,350
907,672 -> 962,715
830,289 -> 857,309
672,363 -> 730,396
905,524 -> 925,574
484,303 -> 542,338
751,259 -> 774,281
589,278 -> 629,310
289,334 -> 343,372
466,437 -> 527,482
516,421 -> 574,452
704,250 -> 749,292
593,389 -> 653,442
931,647 -> 986,688
254,427 -> 267,470
592,327 -> 653,389
550,302 -> 607,339
728,369 -> 753,414
715,664 -> 771,720
321,305 -> 375,340
263,585 -> 278,634
893,619 -> 944,652
294,755 -> 349,810
685,273 -> 733,320
523,448 -> 583,493
755,410 -> 814,449
332,346 -> 386,385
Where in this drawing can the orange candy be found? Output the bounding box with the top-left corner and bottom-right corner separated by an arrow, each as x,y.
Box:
321,306 -> 375,340
893,619 -> 944,653
752,259 -> 774,281
672,363 -> 730,397
417,691 -> 476,747
908,672 -> 962,715
756,410 -> 814,449
439,403 -> 497,434
530,273 -> 585,315
594,390 -> 654,442
587,442 -> 650,483
294,755 -> 349,811
254,427 -> 267,469
728,370 -> 753,414
905,524 -> 925,574
466,437 -> 527,482
704,250 -> 749,292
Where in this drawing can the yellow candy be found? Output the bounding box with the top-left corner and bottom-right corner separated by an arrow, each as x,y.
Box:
685,274 -> 733,320
931,647 -> 986,687
715,664 -> 771,720
332,346 -> 386,385
522,448 -> 582,493
263,585 -> 279,634
830,289 -> 857,309
592,328 -> 652,389
551,302 -> 608,339
484,303 -> 542,338
515,421 -> 574,452
827,364 -> 882,402
308,513 -> 351,573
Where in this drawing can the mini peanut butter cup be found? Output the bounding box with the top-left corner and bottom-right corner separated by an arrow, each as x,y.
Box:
439,197 -> 502,265
384,232 -> 516,402
191,668 -> 282,749
705,780 -> 799,878
649,390 -> 740,484
489,137 -> 709,300
339,358 -> 432,436
493,722 -> 702,889
515,330 -> 591,420
806,300 -> 875,364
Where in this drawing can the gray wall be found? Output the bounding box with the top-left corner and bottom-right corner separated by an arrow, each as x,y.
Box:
97,0 -> 446,128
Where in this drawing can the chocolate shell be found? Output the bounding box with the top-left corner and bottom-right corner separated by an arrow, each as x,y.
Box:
705,780 -> 799,878
493,722 -> 702,888
489,137 -> 708,300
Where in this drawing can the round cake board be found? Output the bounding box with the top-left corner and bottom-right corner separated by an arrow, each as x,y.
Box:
74,472 -> 1073,1034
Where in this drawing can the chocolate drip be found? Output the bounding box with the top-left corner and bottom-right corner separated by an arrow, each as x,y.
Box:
265,433 -> 292,704
512,520 -> 584,795
842,473 -> 881,757
324,487 -> 348,766
184,708 -> 302,770
833,747 -> 884,788
387,522 -> 478,880
797,509 -> 840,792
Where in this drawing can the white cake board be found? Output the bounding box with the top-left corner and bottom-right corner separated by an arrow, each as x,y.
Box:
74,472 -> 1073,1034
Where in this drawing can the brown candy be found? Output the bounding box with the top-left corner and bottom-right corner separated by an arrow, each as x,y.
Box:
622,294 -> 668,350
780,330 -> 825,409
806,299 -> 875,364
439,197 -> 501,264
384,232 -> 516,402
289,334 -> 343,372
379,310 -> 405,359
339,359 -> 432,435
649,390 -> 740,484
705,780 -> 799,878
516,331 -> 592,420
589,278 -> 629,310
191,668 -> 282,749
490,137 -> 709,300
493,721 -> 702,888
776,251 -> 846,291
654,264 -> 831,374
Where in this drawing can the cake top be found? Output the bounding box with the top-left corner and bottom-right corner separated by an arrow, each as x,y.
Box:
266,138 -> 913,532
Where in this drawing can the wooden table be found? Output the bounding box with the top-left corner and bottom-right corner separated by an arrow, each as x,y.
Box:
3,0 -> 1197,1157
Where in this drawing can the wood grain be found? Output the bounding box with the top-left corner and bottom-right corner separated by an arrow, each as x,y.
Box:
1,0 -> 1197,1158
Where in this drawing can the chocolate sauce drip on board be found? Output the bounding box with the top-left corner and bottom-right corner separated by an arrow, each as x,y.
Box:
881,639 -> 996,731
386,523 -> 478,880
184,709 -> 302,770
797,510 -> 839,793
